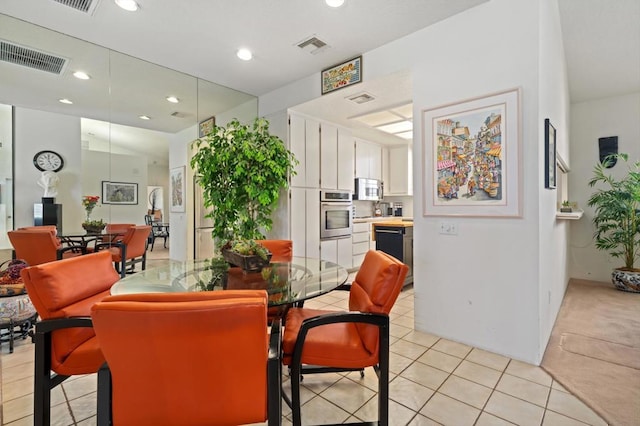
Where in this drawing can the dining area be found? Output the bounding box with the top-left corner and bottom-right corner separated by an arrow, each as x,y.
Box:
8,239 -> 408,426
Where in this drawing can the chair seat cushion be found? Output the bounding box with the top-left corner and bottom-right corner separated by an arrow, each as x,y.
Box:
283,307 -> 377,368
55,335 -> 105,376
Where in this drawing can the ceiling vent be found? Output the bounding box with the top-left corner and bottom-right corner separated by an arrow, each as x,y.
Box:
52,0 -> 100,14
0,40 -> 68,75
170,111 -> 189,118
346,92 -> 376,104
296,35 -> 329,55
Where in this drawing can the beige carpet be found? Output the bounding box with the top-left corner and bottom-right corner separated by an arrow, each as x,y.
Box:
542,278 -> 640,426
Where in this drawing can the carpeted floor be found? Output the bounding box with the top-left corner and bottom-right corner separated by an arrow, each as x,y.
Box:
542,278 -> 640,426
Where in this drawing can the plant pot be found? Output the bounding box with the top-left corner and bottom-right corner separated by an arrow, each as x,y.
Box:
560,207 -> 573,213
611,268 -> 640,293
222,249 -> 272,272
82,223 -> 106,234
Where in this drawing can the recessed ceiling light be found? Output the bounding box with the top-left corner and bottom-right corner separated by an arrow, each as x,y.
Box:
326,0 -> 345,7
237,48 -> 253,61
139,115 -> 151,120
73,71 -> 90,80
115,0 -> 139,11
59,98 -> 73,104
166,96 -> 180,103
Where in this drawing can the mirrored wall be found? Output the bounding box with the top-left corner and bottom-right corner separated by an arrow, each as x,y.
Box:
0,13 -> 256,254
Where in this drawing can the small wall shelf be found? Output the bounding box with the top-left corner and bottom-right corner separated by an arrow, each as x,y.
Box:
556,209 -> 584,220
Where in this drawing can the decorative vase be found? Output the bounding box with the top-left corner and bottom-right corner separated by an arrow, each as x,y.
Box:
611,269 -> 640,293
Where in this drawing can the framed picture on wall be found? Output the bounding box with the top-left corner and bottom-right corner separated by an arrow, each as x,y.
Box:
170,166 -> 186,212
102,181 -> 138,205
545,118 -> 557,189
422,87 -> 522,217
199,116 -> 215,138
321,56 -> 362,95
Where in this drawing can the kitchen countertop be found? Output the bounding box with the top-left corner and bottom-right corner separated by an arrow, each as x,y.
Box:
370,220 -> 413,227
354,216 -> 412,223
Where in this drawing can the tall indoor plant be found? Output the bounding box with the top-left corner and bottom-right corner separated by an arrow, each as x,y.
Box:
190,117 -> 297,246
587,153 -> 640,292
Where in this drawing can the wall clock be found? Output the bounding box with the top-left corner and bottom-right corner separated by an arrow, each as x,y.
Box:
33,150 -> 64,172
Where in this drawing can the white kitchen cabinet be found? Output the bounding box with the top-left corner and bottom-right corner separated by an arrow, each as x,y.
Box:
320,236 -> 352,269
337,128 -> 354,191
321,124 -> 354,191
290,187 -> 320,258
386,145 -> 413,196
354,138 -> 382,181
352,221 -> 373,269
289,114 -> 320,189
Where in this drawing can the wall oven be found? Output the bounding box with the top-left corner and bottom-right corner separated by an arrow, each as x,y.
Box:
320,190 -> 352,240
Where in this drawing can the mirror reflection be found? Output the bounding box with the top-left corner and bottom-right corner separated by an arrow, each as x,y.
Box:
0,13 -> 257,260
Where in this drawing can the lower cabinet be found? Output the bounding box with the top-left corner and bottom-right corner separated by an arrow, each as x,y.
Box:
352,222 -> 373,269
320,237 -> 352,269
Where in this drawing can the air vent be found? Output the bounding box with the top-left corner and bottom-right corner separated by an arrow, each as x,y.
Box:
347,92 -> 376,104
296,35 -> 329,55
0,40 -> 68,74
52,0 -> 100,14
171,111 -> 189,118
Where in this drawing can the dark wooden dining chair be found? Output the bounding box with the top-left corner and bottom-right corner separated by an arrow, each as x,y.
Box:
144,215 -> 169,251
20,251 -> 119,425
282,250 -> 408,426
91,290 -> 282,426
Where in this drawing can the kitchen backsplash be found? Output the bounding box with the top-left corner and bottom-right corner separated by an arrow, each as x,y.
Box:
353,196 -> 413,218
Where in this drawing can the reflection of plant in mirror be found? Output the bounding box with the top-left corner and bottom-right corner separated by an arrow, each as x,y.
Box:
196,257 -> 229,291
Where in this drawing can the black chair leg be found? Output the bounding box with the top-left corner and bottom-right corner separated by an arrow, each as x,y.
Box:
97,363 -> 112,426
33,331 -> 51,426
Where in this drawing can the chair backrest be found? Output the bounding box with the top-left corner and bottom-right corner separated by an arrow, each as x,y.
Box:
8,229 -> 62,266
257,239 -> 293,262
350,250 -> 409,354
147,209 -> 162,222
20,251 -> 119,373
119,225 -> 152,259
92,290 -> 269,425
17,225 -> 62,248
105,223 -> 135,234
143,215 -> 153,225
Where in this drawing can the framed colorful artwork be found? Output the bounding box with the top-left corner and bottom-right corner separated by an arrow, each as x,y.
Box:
199,116 -> 215,138
321,56 -> 362,95
170,166 -> 186,212
102,181 -> 138,205
545,118 -> 557,189
422,88 -> 522,217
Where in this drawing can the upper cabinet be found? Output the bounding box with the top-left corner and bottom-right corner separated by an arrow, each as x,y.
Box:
354,138 -> 382,181
289,114 -> 320,188
386,145 -> 413,196
321,123 -> 354,191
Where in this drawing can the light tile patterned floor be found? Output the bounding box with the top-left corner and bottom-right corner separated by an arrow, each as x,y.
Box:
0,258 -> 609,425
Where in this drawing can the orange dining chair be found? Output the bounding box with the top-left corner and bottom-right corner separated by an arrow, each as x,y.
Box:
282,250 -> 408,426
91,290 -> 282,426
8,229 -> 86,266
95,225 -> 151,278
103,223 -> 135,243
20,251 -> 120,425
256,239 -> 293,262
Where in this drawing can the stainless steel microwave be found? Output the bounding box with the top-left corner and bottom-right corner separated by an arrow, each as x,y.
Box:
353,178 -> 383,201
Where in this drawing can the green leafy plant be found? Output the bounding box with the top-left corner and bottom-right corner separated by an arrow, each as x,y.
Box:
82,219 -> 106,227
587,153 -> 640,271
562,200 -> 571,207
190,117 -> 297,245
196,257 -> 229,291
224,239 -> 270,261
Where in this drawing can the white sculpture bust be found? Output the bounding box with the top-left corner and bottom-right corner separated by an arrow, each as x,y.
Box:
37,171 -> 60,198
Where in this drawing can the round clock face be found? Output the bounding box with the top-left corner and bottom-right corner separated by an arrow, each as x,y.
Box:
33,150 -> 64,172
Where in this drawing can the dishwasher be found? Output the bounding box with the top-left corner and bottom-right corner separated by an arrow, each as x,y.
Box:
374,225 -> 413,286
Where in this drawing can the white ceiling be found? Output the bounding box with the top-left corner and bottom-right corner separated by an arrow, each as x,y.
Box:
0,0 -> 638,157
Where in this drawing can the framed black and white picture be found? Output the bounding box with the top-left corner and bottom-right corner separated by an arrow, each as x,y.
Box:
102,181 -> 138,204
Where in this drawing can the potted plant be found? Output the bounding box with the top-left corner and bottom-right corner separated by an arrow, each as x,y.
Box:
560,200 -> 573,213
190,117 -> 297,246
587,153 -> 640,292
221,239 -> 272,272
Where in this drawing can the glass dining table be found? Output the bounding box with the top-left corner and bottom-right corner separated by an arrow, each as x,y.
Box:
110,257 -> 349,308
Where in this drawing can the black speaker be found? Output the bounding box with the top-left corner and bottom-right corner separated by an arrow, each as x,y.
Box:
598,136 -> 618,168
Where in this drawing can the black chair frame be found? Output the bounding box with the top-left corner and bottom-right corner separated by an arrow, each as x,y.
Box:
33,317 -> 110,425
96,319 -> 283,426
95,242 -> 146,278
285,312 -> 390,426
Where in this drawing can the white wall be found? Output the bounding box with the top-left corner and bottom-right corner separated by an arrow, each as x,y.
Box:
537,0 -> 572,356
0,105 -> 13,249
569,92 -> 640,282
14,107 -> 82,233
258,0 -> 569,364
